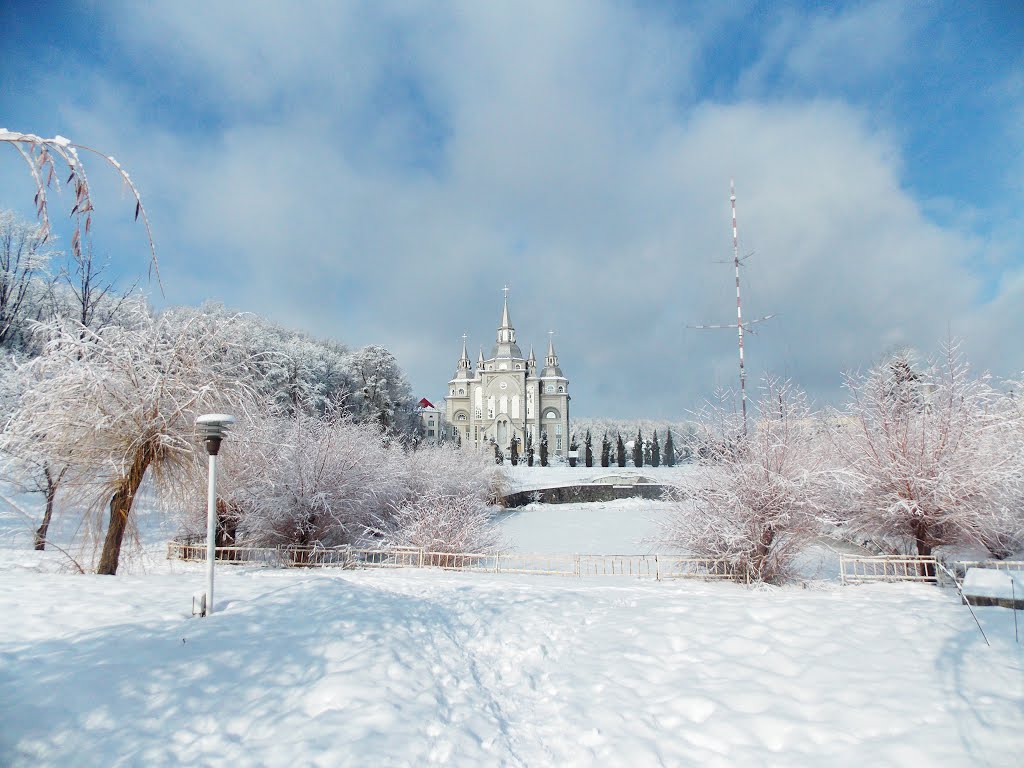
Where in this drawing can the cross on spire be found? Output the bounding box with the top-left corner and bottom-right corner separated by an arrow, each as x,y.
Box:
502,284 -> 510,299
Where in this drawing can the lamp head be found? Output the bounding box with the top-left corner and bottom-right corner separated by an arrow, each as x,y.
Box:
196,413 -> 236,455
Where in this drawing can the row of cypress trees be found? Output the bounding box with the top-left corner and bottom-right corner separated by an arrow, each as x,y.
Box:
495,429 -> 681,468
580,429 -> 677,468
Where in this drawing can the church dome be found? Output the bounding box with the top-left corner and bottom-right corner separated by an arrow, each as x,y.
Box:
491,340 -> 524,359
540,362 -> 564,378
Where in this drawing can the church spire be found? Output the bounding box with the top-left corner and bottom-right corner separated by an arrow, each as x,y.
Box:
500,284 -> 512,330
491,285 -> 523,360
451,334 -> 473,381
546,331 -> 558,366
540,331 -> 564,378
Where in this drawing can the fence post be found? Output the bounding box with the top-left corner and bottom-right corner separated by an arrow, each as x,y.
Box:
574,554 -> 580,578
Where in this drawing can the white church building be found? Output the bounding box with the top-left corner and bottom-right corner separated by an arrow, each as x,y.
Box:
445,293 -> 570,458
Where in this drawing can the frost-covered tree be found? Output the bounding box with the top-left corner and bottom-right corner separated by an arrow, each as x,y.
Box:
540,431 -> 549,467
651,430 -> 661,467
660,377 -> 827,584
509,435 -> 519,466
1,301 -> 258,573
834,344 -> 1024,558
568,434 -> 579,466
584,430 -> 593,468
48,239 -> 138,335
615,434 -> 626,467
0,354 -> 71,551
349,344 -> 417,436
0,210 -> 56,351
526,433 -> 534,466
600,432 -> 610,467
632,430 -> 643,467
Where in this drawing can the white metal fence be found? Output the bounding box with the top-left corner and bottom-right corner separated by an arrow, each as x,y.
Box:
167,541 -> 1020,586
166,541 -> 738,581
839,554 -> 939,584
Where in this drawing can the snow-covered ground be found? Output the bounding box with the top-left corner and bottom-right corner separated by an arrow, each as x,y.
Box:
1,489 -> 1022,766
496,498 -> 670,555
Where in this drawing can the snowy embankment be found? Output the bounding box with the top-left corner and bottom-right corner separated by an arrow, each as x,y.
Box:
501,464 -> 699,493
1,562 -> 1022,767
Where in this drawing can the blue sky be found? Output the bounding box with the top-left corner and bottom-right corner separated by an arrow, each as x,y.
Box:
1,1 -> 1022,418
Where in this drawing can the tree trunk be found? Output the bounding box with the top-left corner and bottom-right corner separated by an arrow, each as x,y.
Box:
33,465 -> 62,551
910,518 -> 936,578
911,518 -> 932,557
96,445 -> 154,575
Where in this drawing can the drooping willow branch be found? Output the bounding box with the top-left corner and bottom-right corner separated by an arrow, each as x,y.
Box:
1,128 -> 162,293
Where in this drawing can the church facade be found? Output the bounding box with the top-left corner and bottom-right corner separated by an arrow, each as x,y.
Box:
445,294 -> 570,458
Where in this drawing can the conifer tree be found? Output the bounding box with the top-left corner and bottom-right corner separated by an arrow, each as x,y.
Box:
584,429 -> 593,467
540,431 -> 549,467
651,429 -> 661,467
568,434 -> 579,466
600,432 -> 611,467
526,433 -> 534,466
509,435 -> 519,466
633,429 -> 644,467
616,434 -> 626,467
663,430 -> 676,466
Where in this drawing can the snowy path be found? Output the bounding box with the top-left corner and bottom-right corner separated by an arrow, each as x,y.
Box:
1,564 -> 1022,767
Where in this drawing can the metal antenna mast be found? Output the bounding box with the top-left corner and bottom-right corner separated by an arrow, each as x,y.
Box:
689,181 -> 775,435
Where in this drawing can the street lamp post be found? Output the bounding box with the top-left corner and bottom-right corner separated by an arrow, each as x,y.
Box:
196,413 -> 235,617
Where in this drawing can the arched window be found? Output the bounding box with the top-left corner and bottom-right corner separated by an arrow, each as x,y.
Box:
558,386 -> 564,393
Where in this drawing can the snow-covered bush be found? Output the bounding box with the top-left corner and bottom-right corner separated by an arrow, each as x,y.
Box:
200,411 -> 402,548
182,414 -> 503,554
833,344 -> 1024,558
375,442 -> 503,553
660,378 -> 828,584
380,491 -> 502,555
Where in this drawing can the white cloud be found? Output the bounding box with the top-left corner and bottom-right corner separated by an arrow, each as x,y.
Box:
738,0 -> 922,94
4,0 -> 1019,419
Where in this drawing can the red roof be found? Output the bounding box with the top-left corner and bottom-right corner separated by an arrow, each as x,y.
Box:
418,397 -> 436,409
